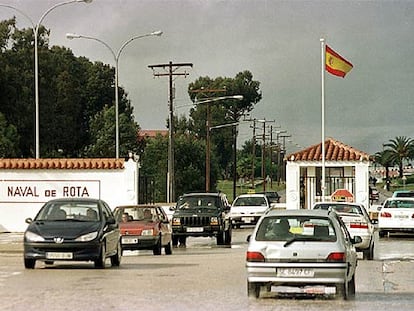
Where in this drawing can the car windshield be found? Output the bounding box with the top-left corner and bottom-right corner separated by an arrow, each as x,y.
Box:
233,197 -> 267,207
36,201 -> 100,221
384,199 -> 414,208
314,203 -> 362,215
177,196 -> 219,209
255,216 -> 336,242
116,206 -> 157,222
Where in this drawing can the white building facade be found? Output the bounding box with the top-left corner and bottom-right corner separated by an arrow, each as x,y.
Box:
0,158 -> 139,232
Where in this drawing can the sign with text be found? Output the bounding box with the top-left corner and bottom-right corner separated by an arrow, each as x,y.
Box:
0,180 -> 101,203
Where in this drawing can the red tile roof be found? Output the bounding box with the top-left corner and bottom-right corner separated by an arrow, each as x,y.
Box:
0,158 -> 125,170
286,138 -> 370,161
138,130 -> 168,140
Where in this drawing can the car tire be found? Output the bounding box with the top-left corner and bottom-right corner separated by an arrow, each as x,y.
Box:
347,275 -> 356,299
153,237 -> 162,255
216,231 -> 224,245
94,244 -> 106,269
363,242 -> 374,260
379,230 -> 387,238
165,241 -> 172,255
110,240 -> 121,267
172,235 -> 179,247
336,282 -> 347,300
224,226 -> 232,245
24,258 -> 35,269
247,281 -> 260,298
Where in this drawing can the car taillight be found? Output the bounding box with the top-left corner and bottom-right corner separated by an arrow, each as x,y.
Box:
326,252 -> 346,262
246,251 -> 265,262
350,223 -> 368,229
380,212 -> 392,218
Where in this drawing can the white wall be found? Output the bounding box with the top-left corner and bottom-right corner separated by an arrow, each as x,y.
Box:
0,159 -> 139,232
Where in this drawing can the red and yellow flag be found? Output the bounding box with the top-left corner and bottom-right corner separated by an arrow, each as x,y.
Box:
325,45 -> 353,78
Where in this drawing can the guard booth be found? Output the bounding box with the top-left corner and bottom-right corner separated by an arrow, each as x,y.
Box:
285,138 -> 370,211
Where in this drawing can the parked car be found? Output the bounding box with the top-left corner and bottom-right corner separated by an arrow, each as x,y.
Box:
313,202 -> 375,260
246,209 -> 361,299
392,190 -> 414,198
113,205 -> 172,255
24,198 -> 121,269
257,191 -> 281,204
171,192 -> 232,246
378,197 -> 414,237
230,194 -> 270,228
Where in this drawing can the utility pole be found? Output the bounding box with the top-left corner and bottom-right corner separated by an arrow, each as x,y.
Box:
190,88 -> 226,192
148,61 -> 193,202
256,119 -> 275,191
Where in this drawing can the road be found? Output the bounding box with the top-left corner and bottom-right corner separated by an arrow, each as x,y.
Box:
0,228 -> 414,311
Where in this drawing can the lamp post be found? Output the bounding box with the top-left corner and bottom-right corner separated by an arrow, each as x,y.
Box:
1,0 -> 93,159
66,30 -> 163,158
195,95 -> 243,192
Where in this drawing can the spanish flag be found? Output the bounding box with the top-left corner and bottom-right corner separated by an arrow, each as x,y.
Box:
325,45 -> 353,78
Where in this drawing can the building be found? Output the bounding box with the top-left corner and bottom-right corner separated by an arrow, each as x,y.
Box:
285,138 -> 371,210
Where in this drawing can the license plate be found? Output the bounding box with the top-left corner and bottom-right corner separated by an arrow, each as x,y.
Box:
46,252 -> 73,260
241,217 -> 254,223
277,268 -> 314,277
187,227 -> 204,232
122,237 -> 138,244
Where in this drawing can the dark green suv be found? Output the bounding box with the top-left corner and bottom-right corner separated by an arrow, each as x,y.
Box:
171,192 -> 232,246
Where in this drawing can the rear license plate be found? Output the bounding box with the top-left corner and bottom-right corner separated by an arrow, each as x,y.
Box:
241,217 -> 254,223
46,252 -> 73,260
122,237 -> 138,244
187,227 -> 204,232
277,268 -> 314,277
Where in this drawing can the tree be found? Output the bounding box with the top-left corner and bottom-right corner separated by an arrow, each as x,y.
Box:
187,71 -> 262,181
384,136 -> 414,178
0,112 -> 20,157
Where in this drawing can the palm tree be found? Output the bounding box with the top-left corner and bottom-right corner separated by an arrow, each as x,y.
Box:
383,136 -> 414,178
373,149 -> 394,190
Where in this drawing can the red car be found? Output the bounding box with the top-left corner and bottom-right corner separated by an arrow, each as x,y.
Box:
114,205 -> 172,255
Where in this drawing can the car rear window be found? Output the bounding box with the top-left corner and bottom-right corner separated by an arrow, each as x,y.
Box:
384,199 -> 414,208
393,191 -> 414,198
255,216 -> 336,242
314,203 -> 362,215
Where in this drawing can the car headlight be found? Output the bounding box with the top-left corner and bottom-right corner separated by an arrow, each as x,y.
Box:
210,217 -> 219,225
172,217 -> 181,226
141,229 -> 154,236
75,231 -> 98,242
25,231 -> 45,242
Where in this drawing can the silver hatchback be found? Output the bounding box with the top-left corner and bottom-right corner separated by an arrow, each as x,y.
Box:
246,209 -> 361,299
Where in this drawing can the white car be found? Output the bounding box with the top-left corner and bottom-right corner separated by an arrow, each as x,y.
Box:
378,197 -> 414,237
246,209 -> 360,299
230,194 -> 270,228
313,202 -> 375,260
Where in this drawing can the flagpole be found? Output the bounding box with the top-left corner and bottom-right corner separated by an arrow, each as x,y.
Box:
320,38 -> 326,201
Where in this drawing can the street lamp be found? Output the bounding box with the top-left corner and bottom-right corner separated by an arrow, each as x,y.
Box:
0,0 -> 93,159
66,30 -> 163,158
195,95 -> 243,192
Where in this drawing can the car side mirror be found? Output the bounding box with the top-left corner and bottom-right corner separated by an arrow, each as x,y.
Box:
246,234 -> 251,242
352,235 -> 362,244
25,218 -> 33,224
169,206 -> 176,211
106,217 -> 116,225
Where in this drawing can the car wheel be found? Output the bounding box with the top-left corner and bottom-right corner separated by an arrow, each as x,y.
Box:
44,261 -> 54,265
224,226 -> 232,245
379,230 -> 386,238
94,244 -> 106,269
24,258 -> 35,269
347,275 -> 356,299
216,231 -> 224,245
172,235 -> 179,247
247,281 -> 260,298
153,237 -> 162,255
165,241 -> 172,255
110,240 -> 122,267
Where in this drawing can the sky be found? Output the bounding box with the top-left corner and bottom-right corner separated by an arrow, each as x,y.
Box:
1,0 -> 414,155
